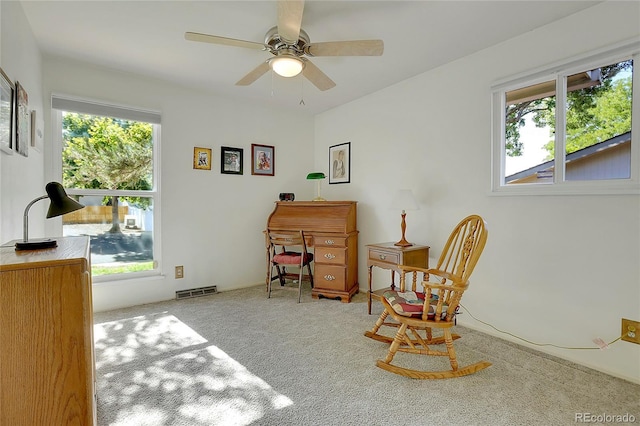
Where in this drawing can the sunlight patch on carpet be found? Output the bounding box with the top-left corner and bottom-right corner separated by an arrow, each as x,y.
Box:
94,312 -> 208,368
96,312 -> 294,425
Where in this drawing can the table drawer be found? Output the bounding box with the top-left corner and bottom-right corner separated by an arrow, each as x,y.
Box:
315,265 -> 346,291
313,236 -> 347,247
314,246 -> 346,265
368,249 -> 400,266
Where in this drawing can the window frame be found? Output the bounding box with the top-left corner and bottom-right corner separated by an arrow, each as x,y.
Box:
51,95 -> 162,282
491,39 -> 640,196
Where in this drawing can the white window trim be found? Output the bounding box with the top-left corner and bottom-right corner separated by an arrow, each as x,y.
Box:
51,97 -> 162,282
491,38 -> 640,196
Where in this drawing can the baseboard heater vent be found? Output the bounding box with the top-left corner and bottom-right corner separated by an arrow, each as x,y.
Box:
176,286 -> 218,300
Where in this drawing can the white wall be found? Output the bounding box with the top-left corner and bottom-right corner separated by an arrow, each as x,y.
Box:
0,1 -> 45,245
1,1 -> 315,311
41,57 -> 316,311
314,2 -> 640,383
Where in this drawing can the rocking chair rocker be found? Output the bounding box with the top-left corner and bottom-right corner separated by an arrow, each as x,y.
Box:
365,214 -> 490,379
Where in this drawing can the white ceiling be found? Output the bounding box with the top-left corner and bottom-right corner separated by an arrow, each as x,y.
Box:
20,0 -> 600,115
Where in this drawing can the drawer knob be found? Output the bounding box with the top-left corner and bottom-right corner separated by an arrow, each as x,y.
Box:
324,275 -> 336,281
379,254 -> 386,260
324,253 -> 336,260
325,240 -> 335,245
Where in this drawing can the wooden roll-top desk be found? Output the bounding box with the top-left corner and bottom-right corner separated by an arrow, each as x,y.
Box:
266,201 -> 359,302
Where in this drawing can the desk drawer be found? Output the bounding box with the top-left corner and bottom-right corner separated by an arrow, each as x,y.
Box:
313,235 -> 347,247
314,247 -> 346,265
315,265 -> 346,291
368,249 -> 400,266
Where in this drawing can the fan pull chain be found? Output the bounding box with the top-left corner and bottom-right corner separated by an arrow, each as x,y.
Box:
299,75 -> 305,106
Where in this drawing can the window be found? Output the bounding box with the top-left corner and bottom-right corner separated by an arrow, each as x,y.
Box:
492,40 -> 640,194
52,96 -> 161,280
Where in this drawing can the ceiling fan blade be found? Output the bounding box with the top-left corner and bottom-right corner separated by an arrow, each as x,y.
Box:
303,60 -> 336,91
277,0 -> 304,44
236,61 -> 271,86
185,32 -> 267,51
306,40 -> 384,57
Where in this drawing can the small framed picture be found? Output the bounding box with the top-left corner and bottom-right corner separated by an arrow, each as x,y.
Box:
0,67 -> 14,155
193,147 -> 212,170
251,143 -> 274,176
329,142 -> 350,184
15,81 -> 29,157
221,146 -> 243,175
30,109 -> 43,152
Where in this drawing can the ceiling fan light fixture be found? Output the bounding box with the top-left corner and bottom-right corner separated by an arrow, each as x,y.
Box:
270,55 -> 305,77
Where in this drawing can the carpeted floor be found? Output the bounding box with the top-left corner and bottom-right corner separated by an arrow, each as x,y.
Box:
93,284 -> 639,426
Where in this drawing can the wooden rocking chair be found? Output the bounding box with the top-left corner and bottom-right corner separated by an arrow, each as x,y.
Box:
366,214 -> 490,379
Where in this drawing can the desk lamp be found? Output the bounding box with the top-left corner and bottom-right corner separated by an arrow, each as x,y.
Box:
16,182 -> 85,250
306,172 -> 326,201
391,189 -> 419,247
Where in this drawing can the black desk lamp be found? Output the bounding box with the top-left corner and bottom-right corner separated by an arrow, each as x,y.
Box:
15,182 -> 85,250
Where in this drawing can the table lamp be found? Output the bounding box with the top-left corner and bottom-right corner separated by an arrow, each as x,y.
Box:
306,172 -> 326,201
391,189 -> 419,247
15,182 -> 85,250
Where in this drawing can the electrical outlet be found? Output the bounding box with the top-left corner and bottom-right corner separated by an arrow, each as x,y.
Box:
175,265 -> 184,279
621,318 -> 640,344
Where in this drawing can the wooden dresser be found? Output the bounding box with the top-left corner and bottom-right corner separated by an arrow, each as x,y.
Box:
266,201 -> 359,302
0,236 -> 96,426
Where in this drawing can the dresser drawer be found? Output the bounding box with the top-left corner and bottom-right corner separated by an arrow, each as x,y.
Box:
315,265 -> 346,291
314,246 -> 346,265
368,249 -> 400,266
313,235 -> 347,247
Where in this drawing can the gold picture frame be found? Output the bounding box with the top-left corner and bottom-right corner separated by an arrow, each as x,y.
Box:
193,147 -> 212,170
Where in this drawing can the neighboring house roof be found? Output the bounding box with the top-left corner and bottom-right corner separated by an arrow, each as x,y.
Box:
505,131 -> 631,183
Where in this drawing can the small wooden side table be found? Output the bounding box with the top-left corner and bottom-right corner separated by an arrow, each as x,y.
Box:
366,242 -> 429,314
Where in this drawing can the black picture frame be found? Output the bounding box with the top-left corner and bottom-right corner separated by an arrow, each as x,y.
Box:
0,67 -> 15,155
221,146 -> 243,175
329,142 -> 350,184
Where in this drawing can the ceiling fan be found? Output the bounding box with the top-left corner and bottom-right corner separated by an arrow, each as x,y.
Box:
185,0 -> 384,91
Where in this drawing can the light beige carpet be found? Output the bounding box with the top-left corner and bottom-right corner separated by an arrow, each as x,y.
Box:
94,284 -> 639,425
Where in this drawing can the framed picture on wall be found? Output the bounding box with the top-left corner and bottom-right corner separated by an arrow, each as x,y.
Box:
329,142 -> 350,184
221,146 -> 243,175
15,81 -> 29,157
251,143 -> 274,176
30,109 -> 44,152
0,67 -> 14,155
193,147 -> 212,170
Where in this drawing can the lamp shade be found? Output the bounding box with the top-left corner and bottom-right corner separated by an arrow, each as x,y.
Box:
391,189 -> 419,212
306,172 -> 326,180
45,182 -> 84,218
